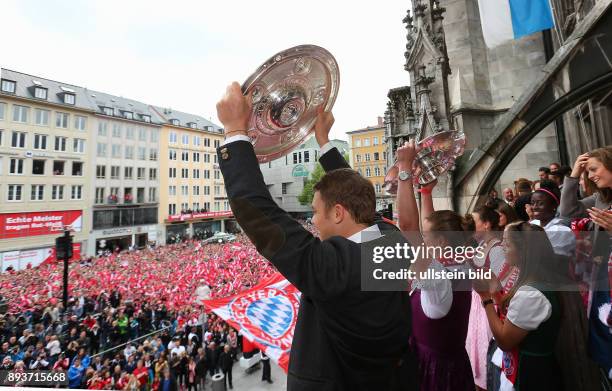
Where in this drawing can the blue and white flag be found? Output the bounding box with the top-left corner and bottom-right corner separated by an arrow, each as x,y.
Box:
478,0 -> 555,47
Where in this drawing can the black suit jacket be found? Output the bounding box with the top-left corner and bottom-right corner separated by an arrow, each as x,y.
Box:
218,141 -> 413,391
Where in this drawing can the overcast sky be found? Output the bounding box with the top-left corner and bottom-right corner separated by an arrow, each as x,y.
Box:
1,0 -> 411,141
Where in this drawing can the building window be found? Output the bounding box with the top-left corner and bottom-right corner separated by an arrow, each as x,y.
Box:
293,153 -> 298,164
373,136 -> 378,146
31,184 -> 44,201
32,159 -> 45,175
73,138 -> 85,153
151,129 -> 159,142
181,168 -> 188,178
137,167 -> 146,180
282,183 -> 288,195
71,185 -> 82,200
9,158 -> 24,175
193,169 -> 200,179
63,93 -> 75,105
193,186 -> 200,196
102,107 -> 113,116
364,138 -> 370,147
204,138 -> 210,147
193,152 -> 200,162
125,146 -> 134,160
34,134 -> 47,150
123,111 -> 133,120
53,161 -> 65,175
138,127 -> 147,141
194,136 -> 201,146
374,152 -> 379,161
1,79 -> 16,93
169,167 -> 176,178
181,151 -> 189,161
356,154 -> 361,163
111,166 -> 120,179
149,148 -> 158,161
182,134 -> 189,145
181,185 -> 188,196
0,130 -> 3,146
34,87 -> 48,100
383,152 -> 387,160
12,105 -> 29,123
169,204 -> 177,215
141,114 -> 151,123
98,121 -> 108,136
0,102 -> 5,120
193,202 -> 200,210
54,136 -> 67,151
74,116 -> 87,131
169,186 -> 176,196
214,140 -> 220,148
137,187 -> 145,203
11,131 -> 26,148
72,161 -> 83,176
52,185 -> 64,200
365,167 -> 371,177
125,126 -> 134,139
188,122 -> 197,129
149,168 -> 157,180
374,167 -> 380,176
204,186 -> 210,195
355,139 -> 361,147
124,167 -> 133,180
138,147 -> 146,160
170,119 -> 179,126
204,170 -> 210,179
214,186 -> 220,195
181,202 -> 189,212
169,149 -> 177,160
148,188 -> 156,202
304,151 -> 310,163
96,165 -> 106,179
55,112 -> 69,128
214,170 -> 220,180
204,153 -> 210,163
111,144 -> 122,158
95,187 -> 105,204
112,124 -> 122,138
375,183 -> 381,193
35,108 -> 49,125
169,132 -> 177,143
7,184 -> 23,201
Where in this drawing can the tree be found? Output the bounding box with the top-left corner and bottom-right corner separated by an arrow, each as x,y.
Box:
298,151 -> 352,205
298,163 -> 325,205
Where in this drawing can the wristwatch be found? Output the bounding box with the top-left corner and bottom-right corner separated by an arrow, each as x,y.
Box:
398,170 -> 412,181
482,298 -> 494,308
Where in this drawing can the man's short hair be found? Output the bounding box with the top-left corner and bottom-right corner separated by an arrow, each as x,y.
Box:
538,166 -> 551,174
313,168 -> 375,226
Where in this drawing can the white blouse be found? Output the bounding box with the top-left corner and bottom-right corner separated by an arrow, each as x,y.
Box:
506,285 -> 552,331
530,218 -> 576,257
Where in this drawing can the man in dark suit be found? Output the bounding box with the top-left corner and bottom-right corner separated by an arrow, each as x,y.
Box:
215,83 -> 415,391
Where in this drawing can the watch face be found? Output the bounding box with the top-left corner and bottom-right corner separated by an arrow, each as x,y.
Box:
398,171 -> 409,181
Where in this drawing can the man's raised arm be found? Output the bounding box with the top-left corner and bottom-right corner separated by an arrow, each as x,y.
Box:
215,82 -> 351,299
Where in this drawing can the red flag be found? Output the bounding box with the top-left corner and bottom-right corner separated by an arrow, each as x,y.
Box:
203,273 -> 300,373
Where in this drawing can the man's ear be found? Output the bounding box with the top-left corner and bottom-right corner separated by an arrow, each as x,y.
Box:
333,204 -> 345,224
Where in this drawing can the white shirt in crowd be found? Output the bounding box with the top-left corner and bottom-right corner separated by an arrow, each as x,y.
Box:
171,345 -> 186,357
530,218 -> 576,257
46,340 -> 61,356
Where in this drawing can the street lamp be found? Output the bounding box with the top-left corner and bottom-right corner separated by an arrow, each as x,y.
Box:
55,229 -> 73,310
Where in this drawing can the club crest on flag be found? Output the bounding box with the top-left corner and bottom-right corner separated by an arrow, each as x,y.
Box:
229,287 -> 299,350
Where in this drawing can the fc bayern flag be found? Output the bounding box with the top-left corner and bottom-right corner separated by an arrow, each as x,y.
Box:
203,273 -> 300,372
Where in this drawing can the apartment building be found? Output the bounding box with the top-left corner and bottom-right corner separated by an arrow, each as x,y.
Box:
0,69 -> 92,269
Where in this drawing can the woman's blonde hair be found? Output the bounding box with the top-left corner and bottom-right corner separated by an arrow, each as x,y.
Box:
583,146 -> 612,203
